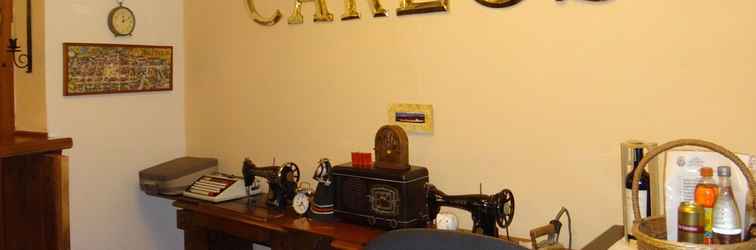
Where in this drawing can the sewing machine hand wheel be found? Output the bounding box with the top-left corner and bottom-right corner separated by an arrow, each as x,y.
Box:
495,189 -> 515,229
282,162 -> 301,183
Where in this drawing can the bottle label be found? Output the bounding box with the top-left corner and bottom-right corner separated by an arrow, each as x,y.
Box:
703,207 -> 713,244
625,189 -> 648,235
678,224 -> 703,233
714,228 -> 743,244
712,195 -> 740,230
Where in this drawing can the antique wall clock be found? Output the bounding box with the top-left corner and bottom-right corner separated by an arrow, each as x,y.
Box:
374,125 -> 410,170
108,1 -> 135,36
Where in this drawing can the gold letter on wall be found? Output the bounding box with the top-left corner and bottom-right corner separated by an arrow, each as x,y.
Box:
396,0 -> 449,16
288,0 -> 335,24
245,0 -> 283,26
341,0 -> 389,20
473,0 -> 521,8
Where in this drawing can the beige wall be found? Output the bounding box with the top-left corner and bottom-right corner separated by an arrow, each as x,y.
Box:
45,0 -> 185,249
185,0 -> 756,248
13,0 -> 46,132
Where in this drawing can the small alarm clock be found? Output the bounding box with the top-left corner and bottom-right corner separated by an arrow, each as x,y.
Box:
292,182 -> 314,216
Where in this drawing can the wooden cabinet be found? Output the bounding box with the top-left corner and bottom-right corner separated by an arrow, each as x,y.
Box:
0,134 -> 73,250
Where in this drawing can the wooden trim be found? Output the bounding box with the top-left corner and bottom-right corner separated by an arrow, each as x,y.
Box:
62,42 -> 174,96
181,208 -> 278,243
0,137 -> 72,158
0,159 -> 4,249
583,225 -> 624,250
15,130 -> 48,138
0,0 -> 15,144
331,240 -> 363,250
173,200 -> 287,231
49,154 -> 70,250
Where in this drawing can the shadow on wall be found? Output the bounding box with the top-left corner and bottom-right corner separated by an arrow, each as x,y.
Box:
137,192 -> 183,249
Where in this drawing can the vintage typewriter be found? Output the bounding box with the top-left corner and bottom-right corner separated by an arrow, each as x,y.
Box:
182,173 -> 261,203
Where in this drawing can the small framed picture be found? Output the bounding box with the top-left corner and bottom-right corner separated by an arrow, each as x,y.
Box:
388,103 -> 433,133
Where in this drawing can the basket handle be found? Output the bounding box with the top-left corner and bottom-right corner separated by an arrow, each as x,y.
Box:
632,139 -> 756,222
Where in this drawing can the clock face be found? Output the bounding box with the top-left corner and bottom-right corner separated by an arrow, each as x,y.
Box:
293,192 -> 310,215
109,7 -> 135,36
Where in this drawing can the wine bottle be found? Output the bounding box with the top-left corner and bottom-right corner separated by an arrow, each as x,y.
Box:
712,166 -> 742,244
625,148 -> 651,239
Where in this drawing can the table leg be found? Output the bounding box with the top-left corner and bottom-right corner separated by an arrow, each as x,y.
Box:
269,231 -> 288,250
185,228 -> 209,250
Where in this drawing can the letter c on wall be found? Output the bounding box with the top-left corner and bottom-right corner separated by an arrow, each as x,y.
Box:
245,0 -> 283,26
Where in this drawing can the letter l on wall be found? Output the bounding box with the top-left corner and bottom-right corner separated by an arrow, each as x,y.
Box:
341,0 -> 390,20
288,0 -> 335,24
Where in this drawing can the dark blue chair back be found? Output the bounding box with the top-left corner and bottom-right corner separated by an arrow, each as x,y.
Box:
365,229 -> 529,250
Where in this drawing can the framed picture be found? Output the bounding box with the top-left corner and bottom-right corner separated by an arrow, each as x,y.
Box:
63,43 -> 173,96
388,103 -> 434,133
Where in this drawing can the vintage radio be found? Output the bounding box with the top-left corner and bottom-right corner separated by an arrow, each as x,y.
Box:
332,163 -> 429,229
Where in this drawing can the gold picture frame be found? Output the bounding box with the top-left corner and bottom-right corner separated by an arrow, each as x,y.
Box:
388,103 -> 433,133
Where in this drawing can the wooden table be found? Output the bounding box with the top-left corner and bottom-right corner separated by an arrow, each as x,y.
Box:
174,196 -> 384,250
170,195 -> 529,250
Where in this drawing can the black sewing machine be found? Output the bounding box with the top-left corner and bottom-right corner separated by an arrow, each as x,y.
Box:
426,184 -> 515,237
242,158 -> 300,209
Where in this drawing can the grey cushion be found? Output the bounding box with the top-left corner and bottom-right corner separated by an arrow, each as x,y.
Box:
139,157 -> 218,180
365,229 -> 528,250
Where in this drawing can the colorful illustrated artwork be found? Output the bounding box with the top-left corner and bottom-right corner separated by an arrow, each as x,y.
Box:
63,43 -> 173,96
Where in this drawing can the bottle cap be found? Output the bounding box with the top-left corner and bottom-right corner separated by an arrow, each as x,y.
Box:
717,166 -> 731,177
700,167 -> 713,177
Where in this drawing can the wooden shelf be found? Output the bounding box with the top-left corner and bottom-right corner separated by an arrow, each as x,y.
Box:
0,132 -> 73,158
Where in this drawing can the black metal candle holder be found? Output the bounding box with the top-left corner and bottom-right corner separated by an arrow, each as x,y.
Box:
6,0 -> 32,73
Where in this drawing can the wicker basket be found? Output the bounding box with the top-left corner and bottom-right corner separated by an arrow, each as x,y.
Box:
631,139 -> 756,250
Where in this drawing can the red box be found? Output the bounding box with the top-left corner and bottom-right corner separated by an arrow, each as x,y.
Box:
351,152 -> 373,168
